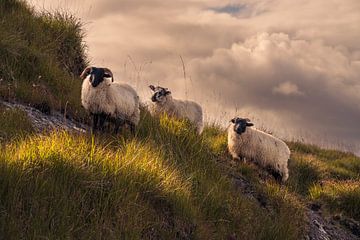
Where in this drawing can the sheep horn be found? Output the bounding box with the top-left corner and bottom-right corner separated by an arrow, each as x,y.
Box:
103,68 -> 114,82
246,122 -> 254,127
80,66 -> 92,79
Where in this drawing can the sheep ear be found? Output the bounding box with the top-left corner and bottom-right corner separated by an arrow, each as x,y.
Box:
80,67 -> 92,79
230,118 -> 236,123
149,85 -> 156,91
246,122 -> 254,127
165,91 -> 171,95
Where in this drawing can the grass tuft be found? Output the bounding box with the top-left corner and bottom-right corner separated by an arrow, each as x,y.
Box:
310,181 -> 360,221
0,103 -> 33,141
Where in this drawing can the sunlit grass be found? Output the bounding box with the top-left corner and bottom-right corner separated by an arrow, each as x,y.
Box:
1,131 -> 194,238
202,124 -> 228,156
286,142 -> 360,222
0,110 -> 308,239
310,181 -> 360,221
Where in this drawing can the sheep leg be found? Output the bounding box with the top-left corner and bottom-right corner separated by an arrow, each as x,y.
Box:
273,172 -> 283,183
92,114 -> 99,132
98,113 -> 107,132
114,122 -> 120,134
113,119 -> 124,134
268,168 -> 283,183
129,123 -> 136,135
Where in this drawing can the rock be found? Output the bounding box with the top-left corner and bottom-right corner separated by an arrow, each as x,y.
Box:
310,202 -> 322,212
0,100 -> 87,133
340,217 -> 360,238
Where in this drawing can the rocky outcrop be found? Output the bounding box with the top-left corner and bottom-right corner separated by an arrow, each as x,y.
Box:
0,100 -> 87,133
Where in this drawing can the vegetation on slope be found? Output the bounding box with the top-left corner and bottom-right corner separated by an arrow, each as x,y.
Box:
0,0 -> 87,119
288,143 -> 360,222
0,103 -> 33,140
0,112 -> 306,239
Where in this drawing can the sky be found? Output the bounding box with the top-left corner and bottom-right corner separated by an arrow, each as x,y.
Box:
28,0 -> 360,155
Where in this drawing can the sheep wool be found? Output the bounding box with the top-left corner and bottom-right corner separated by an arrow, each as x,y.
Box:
81,76 -> 140,126
228,121 -> 290,182
149,88 -> 203,134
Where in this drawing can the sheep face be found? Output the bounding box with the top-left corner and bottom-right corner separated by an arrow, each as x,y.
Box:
230,117 -> 254,135
80,67 -> 114,87
89,67 -> 106,87
149,85 -> 171,104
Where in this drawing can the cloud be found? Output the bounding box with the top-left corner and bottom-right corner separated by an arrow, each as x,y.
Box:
189,32 -> 360,150
273,82 -> 304,96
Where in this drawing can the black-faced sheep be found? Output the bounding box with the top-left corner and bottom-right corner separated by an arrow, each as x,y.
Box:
148,85 -> 203,134
80,66 -> 140,133
228,117 -> 290,182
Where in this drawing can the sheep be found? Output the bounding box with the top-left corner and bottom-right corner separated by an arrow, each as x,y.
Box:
228,117 -> 290,182
80,66 -> 140,133
148,85 -> 203,134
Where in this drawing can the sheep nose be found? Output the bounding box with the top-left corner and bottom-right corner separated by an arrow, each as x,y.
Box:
91,80 -> 100,87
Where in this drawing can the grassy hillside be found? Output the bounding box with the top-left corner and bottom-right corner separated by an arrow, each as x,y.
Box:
0,111 -> 307,239
0,0 -> 87,119
0,106 -> 359,239
288,142 -> 360,221
0,1 -> 359,239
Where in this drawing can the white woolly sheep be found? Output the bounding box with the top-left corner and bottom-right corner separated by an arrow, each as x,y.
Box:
148,85 -> 203,134
80,66 -> 140,133
228,117 -> 290,182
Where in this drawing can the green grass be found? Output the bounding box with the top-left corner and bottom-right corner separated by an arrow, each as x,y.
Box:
0,103 -> 34,140
0,112 -> 306,239
287,142 -> 360,221
0,0 -> 87,120
309,181 -> 360,221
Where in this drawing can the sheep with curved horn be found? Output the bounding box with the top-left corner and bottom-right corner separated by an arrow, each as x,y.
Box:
81,66 -> 140,133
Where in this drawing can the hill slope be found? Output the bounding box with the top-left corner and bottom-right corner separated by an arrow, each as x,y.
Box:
0,1 -> 359,239
1,101 -> 359,239
0,0 -> 87,120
